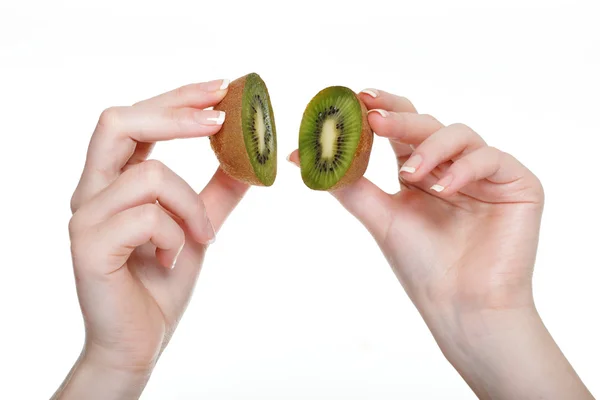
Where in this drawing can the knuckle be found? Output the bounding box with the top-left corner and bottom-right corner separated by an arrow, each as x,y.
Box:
453,157 -> 475,178
421,114 -> 438,124
450,122 -> 476,137
532,176 -> 545,203
394,95 -> 417,112
449,122 -> 470,131
70,190 -> 81,214
97,106 -> 123,131
139,203 -> 162,230
68,212 -> 85,238
140,159 -> 167,186
487,146 -> 503,164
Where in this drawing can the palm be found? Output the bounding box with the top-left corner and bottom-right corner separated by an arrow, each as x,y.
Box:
379,176 -> 543,310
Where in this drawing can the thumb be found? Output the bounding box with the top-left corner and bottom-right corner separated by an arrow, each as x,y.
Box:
287,150 -> 392,242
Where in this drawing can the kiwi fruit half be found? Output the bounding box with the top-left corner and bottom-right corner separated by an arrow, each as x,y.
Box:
298,86 -> 373,190
211,73 -> 277,186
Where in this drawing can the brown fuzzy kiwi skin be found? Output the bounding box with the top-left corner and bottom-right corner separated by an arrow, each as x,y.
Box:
329,95 -> 373,190
210,75 -> 264,186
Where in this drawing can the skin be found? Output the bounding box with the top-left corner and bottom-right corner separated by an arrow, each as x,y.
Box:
53,84 -> 594,399
289,89 -> 593,399
53,79 -> 249,399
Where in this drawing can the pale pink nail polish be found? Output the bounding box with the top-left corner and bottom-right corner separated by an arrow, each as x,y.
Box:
196,110 -> 225,125
431,175 -> 453,193
206,217 -> 216,245
219,79 -> 230,90
360,89 -> 379,98
367,109 -> 389,118
171,244 -> 185,269
400,154 -> 423,174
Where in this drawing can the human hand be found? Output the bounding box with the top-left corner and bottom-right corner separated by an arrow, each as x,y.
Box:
288,89 -> 592,399
290,89 -> 543,314
54,79 -> 249,399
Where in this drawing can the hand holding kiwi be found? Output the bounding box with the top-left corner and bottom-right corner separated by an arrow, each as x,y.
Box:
211,75 -> 372,189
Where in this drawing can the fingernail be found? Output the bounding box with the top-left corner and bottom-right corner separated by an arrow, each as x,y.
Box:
206,218 -> 216,245
171,243 -> 185,269
219,79 -> 230,91
286,153 -> 295,165
431,175 -> 453,193
367,109 -> 389,118
400,154 -> 422,174
360,89 -> 379,98
201,110 -> 226,125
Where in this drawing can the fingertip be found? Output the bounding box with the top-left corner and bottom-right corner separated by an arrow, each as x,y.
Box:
367,110 -> 396,138
359,89 -> 379,99
427,174 -> 456,196
287,150 -> 300,167
155,248 -> 175,270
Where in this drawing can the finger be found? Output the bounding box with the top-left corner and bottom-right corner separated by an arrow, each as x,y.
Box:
398,123 -> 487,183
199,168 -> 250,233
73,203 -> 185,274
134,79 -> 230,109
72,107 -> 225,211
287,150 -> 392,242
76,160 -> 214,244
367,110 -> 445,145
428,146 -> 542,199
357,89 -> 418,113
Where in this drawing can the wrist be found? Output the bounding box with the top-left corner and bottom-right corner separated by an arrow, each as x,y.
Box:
53,349 -> 152,400
420,304 -> 592,399
423,304 -> 541,361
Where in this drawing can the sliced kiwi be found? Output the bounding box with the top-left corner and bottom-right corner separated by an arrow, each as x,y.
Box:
210,73 -> 277,186
299,86 -> 373,190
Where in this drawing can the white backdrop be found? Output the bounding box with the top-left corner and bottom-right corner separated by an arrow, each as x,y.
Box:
1,0 -> 599,398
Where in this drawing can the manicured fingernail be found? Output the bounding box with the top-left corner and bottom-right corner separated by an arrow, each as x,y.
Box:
206,218 -> 216,245
367,109 -> 389,118
202,110 -> 226,125
400,154 -> 422,174
219,79 -> 230,90
431,175 -> 453,193
286,153 -> 295,165
171,243 -> 185,269
360,89 -> 379,98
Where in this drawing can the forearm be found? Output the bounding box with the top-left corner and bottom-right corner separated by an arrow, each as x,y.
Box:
52,350 -> 151,400
424,305 -> 593,399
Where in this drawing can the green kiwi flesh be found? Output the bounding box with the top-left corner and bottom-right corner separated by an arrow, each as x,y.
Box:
211,73 -> 277,186
242,74 -> 277,185
299,86 -> 371,190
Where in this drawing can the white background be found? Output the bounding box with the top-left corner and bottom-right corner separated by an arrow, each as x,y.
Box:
1,0 -> 599,398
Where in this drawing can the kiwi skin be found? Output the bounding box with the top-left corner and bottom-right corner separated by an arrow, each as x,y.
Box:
210,74 -> 275,186
301,90 -> 373,191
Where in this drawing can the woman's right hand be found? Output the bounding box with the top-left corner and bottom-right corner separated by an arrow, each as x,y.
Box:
53,79 -> 249,400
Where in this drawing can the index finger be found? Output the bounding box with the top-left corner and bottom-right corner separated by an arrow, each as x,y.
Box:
135,79 -> 230,109
73,81 -> 228,210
